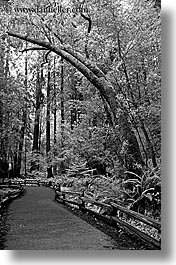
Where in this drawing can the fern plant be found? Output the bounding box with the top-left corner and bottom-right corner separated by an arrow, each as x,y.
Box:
121,167 -> 161,219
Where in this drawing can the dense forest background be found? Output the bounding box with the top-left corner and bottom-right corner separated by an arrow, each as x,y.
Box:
0,0 -> 161,218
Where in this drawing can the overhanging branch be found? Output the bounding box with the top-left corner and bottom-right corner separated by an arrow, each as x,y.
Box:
7,31 -> 101,82
7,31 -> 117,126
8,31 -> 107,80
20,47 -> 48,53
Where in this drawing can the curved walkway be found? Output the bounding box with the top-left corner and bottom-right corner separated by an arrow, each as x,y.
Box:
3,186 -> 118,250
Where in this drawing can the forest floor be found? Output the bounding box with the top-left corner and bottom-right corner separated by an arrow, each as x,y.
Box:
0,186 -> 150,250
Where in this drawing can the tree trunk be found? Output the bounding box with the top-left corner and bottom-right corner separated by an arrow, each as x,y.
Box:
0,45 -> 5,160
32,68 -> 41,152
70,69 -> 77,130
0,43 -> 9,172
17,119 -> 25,177
31,66 -> 42,173
7,32 -> 144,169
16,47 -> 28,177
60,58 -> 65,174
53,57 -> 57,175
7,32 -> 117,126
118,113 -> 145,170
60,58 -> 65,127
46,60 -> 53,178
141,123 -> 157,168
13,151 -> 18,178
38,63 -> 45,152
53,57 -> 57,147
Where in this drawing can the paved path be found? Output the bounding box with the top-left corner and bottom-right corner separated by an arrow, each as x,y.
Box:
3,186 -> 118,250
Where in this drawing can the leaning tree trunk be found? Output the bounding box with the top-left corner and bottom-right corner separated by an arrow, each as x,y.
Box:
7,32 -> 117,126
7,32 -> 144,168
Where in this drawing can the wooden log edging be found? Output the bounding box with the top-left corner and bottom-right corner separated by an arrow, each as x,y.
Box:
110,216 -> 161,249
54,189 -> 161,249
110,202 -> 161,231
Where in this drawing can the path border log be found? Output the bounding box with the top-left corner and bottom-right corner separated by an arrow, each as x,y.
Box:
54,187 -> 161,249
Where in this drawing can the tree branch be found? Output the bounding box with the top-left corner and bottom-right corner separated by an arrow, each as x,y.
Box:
8,31 -> 106,80
62,45 -> 107,79
35,14 -> 64,44
7,31 -> 117,126
81,13 -> 92,59
44,23 -> 64,44
81,13 -> 92,34
41,51 -> 51,67
41,24 -> 52,43
20,47 -> 48,53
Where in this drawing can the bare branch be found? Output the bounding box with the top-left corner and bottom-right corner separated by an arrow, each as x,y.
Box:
20,47 -> 48,53
44,24 -> 64,44
41,51 -> 51,67
81,13 -> 92,33
35,13 -> 61,44
41,23 -> 52,43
